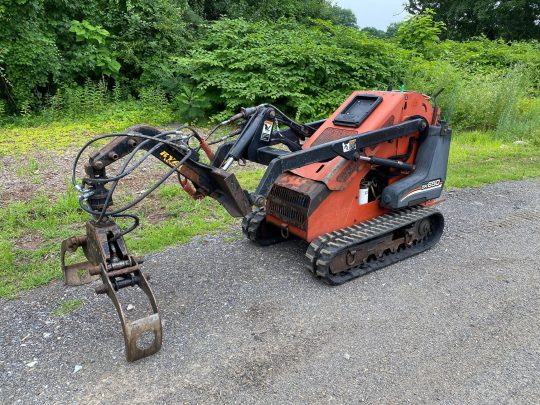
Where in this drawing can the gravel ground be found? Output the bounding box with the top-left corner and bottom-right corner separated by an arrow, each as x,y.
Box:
1,179 -> 539,404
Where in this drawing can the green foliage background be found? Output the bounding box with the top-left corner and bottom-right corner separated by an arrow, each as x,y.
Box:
0,0 -> 355,113
406,0 -> 540,41
0,2 -> 539,144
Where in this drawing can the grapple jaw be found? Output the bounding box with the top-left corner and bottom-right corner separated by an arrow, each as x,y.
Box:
98,261 -> 162,362
60,220 -> 162,362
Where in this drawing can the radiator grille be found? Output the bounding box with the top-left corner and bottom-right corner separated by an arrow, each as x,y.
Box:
267,185 -> 310,230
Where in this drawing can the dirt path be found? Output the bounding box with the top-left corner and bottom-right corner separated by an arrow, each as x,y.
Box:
1,179 -> 540,404
0,148 -> 172,208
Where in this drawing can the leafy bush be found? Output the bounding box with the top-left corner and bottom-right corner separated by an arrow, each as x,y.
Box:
173,85 -> 212,123
67,20 -> 120,77
173,18 -> 409,120
0,0 -> 358,115
0,0 -> 61,112
396,8 -> 446,57
0,0 -> 192,113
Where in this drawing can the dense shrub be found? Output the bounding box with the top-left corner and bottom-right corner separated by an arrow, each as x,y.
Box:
0,0 -> 192,113
395,8 -> 446,57
0,0 -> 356,114
1,5 -> 539,142
173,19 -> 409,120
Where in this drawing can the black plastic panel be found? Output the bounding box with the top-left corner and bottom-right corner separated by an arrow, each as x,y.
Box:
333,94 -> 382,128
380,125 -> 452,209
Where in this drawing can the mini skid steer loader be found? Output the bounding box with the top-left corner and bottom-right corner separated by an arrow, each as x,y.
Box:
61,90 -> 451,361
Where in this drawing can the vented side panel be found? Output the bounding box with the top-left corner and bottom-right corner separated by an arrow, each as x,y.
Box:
269,184 -> 309,208
267,185 -> 310,230
310,128 -> 356,147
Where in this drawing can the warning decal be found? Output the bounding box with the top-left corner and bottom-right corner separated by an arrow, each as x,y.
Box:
261,120 -> 273,141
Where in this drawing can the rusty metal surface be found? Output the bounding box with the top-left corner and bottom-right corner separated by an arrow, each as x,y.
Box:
100,263 -> 162,362
208,168 -> 252,217
60,236 -> 99,286
60,219 -> 163,362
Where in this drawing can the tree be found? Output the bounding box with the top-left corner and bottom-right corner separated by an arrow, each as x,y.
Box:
324,5 -> 357,27
361,27 -> 388,38
386,22 -> 404,37
396,8 -> 446,56
187,0 -> 357,27
406,0 -> 540,40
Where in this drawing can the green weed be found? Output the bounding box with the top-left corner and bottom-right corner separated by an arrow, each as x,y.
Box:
15,157 -> 40,178
51,299 -> 83,315
0,100 -> 177,156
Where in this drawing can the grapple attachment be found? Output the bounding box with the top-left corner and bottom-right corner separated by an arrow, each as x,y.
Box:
61,220 -> 162,362
97,259 -> 162,362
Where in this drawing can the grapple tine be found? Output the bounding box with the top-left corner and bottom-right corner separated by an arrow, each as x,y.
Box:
99,265 -> 162,362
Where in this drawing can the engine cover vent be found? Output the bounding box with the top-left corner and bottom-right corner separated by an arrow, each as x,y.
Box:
310,127 -> 356,147
267,185 -> 309,230
266,178 -> 330,231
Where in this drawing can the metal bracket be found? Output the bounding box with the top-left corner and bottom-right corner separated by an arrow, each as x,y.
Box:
60,235 -> 99,286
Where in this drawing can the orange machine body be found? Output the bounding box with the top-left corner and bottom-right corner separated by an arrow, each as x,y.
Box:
265,91 -> 437,242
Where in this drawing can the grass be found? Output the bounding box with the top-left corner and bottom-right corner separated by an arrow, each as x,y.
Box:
0,106 -> 539,298
0,101 -> 177,156
51,298 -> 83,315
0,168 -> 266,298
447,131 -> 540,188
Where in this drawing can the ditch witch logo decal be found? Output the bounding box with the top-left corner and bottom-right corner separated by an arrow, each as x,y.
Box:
400,179 -> 443,202
342,139 -> 357,153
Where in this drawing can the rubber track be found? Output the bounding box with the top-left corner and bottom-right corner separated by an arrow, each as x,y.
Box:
305,205 -> 444,285
242,208 -> 285,246
242,208 -> 265,243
